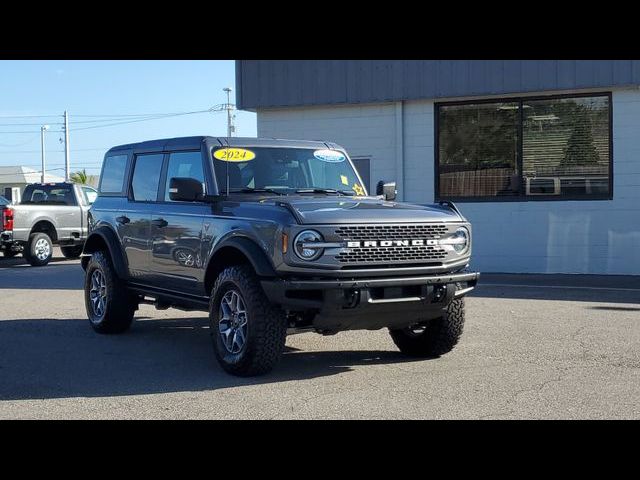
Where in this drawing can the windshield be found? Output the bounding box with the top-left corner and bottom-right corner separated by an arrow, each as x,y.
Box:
211,147 -> 366,195
0,196 -> 8,206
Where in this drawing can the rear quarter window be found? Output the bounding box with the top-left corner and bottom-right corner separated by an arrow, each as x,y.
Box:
99,154 -> 128,194
22,185 -> 76,206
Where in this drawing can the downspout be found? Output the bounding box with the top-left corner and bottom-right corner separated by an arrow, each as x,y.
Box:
395,101 -> 405,201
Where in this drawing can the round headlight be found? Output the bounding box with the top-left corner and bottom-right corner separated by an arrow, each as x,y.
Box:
450,227 -> 470,254
294,230 -> 324,261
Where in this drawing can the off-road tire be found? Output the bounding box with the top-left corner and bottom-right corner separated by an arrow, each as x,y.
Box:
389,298 -> 465,358
209,265 -> 287,376
61,245 -> 83,259
84,250 -> 137,334
24,232 -> 53,266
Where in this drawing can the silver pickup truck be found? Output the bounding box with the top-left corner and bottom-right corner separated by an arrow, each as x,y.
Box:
0,182 -> 97,266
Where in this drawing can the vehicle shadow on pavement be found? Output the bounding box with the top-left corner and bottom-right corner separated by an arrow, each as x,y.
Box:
0,262 -> 83,289
0,316 -> 425,401
0,256 -> 72,269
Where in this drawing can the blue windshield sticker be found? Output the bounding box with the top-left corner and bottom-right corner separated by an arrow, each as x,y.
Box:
313,149 -> 346,163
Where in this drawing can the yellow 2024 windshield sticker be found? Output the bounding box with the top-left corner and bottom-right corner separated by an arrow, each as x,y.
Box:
214,148 -> 256,162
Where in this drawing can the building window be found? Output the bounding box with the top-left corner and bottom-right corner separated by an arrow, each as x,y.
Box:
436,93 -> 612,201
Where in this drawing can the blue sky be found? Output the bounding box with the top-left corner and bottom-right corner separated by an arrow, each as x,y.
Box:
0,60 -> 256,175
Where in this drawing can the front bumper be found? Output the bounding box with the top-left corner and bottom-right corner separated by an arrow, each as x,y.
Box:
261,270 -> 479,332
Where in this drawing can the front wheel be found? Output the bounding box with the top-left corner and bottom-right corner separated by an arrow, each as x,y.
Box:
24,232 -> 53,266
389,298 -> 466,358
84,251 -> 137,334
209,265 -> 287,376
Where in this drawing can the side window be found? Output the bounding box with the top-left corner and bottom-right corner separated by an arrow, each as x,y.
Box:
82,187 -> 98,205
131,154 -> 163,202
164,151 -> 205,201
99,154 -> 128,194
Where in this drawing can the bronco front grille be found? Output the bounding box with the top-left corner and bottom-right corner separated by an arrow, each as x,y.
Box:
335,224 -> 448,240
336,245 -> 448,264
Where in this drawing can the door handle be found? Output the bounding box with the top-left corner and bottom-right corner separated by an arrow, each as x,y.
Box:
152,218 -> 168,228
116,215 -> 130,225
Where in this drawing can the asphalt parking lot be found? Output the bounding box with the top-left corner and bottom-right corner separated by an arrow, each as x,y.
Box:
1,248 -> 638,419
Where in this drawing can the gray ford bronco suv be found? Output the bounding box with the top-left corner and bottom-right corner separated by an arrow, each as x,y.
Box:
82,137 -> 479,376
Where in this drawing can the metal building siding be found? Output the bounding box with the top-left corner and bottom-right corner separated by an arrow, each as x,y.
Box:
256,87 -> 640,275
236,60 -> 640,110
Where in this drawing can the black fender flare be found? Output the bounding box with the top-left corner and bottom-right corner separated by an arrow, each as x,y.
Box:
209,235 -> 277,278
81,226 -> 129,279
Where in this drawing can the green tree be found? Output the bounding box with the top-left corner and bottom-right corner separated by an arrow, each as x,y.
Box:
563,106 -> 600,166
70,169 -> 88,184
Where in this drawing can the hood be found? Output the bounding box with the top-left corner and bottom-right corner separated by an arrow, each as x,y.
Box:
274,196 -> 463,224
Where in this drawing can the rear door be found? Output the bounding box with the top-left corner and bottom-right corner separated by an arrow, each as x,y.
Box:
149,150 -> 208,295
117,153 -> 164,283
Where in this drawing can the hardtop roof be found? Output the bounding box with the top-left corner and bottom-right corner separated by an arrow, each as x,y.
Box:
106,136 -> 345,154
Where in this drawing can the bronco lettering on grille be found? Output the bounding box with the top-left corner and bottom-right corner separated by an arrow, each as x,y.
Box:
346,239 -> 439,248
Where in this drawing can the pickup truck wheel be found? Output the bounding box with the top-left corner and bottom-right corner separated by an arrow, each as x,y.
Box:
24,232 -> 53,266
209,265 -> 287,376
389,298 -> 465,358
61,245 -> 83,259
84,251 -> 136,334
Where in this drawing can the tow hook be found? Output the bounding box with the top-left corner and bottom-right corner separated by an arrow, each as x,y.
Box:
343,288 -> 360,309
432,285 -> 447,303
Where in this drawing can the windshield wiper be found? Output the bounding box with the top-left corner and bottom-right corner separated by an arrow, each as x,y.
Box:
295,188 -> 344,195
230,187 -> 287,196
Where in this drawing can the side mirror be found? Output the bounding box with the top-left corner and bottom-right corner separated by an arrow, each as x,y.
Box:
169,177 -> 204,202
376,180 -> 397,201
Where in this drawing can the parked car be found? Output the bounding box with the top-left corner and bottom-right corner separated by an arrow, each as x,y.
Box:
0,182 -> 97,265
82,137 -> 479,376
0,195 -> 15,258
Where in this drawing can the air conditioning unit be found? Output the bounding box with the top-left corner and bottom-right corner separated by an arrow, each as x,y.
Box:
560,177 -> 608,195
526,177 -> 561,195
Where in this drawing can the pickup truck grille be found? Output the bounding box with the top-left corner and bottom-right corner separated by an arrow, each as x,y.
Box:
335,224 -> 448,240
336,245 -> 447,264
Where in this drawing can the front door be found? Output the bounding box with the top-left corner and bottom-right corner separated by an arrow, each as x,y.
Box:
149,151 -> 208,295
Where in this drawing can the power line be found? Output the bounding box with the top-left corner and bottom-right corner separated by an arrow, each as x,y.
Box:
0,122 -> 64,127
71,109 -> 219,131
0,114 -> 62,119
0,167 -> 66,176
0,148 -> 109,153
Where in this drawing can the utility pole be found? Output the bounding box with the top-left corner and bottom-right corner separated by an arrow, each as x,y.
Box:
40,125 -> 49,184
63,111 -> 70,181
223,87 -> 235,137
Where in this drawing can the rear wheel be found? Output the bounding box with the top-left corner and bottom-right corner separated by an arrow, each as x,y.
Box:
389,298 -> 466,358
84,251 -> 137,334
61,245 -> 83,259
209,265 -> 287,376
24,232 -> 53,266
